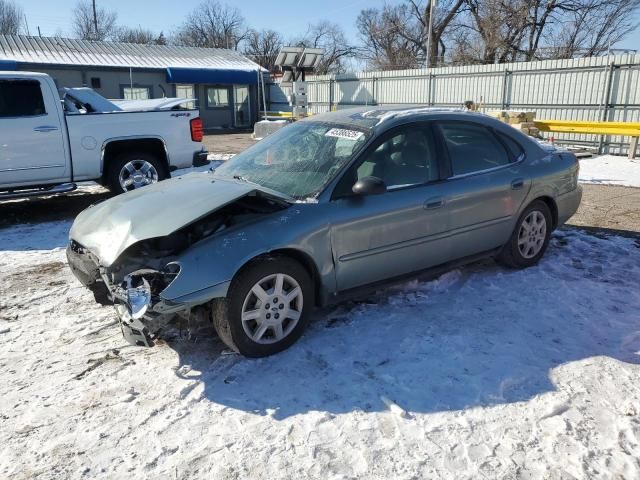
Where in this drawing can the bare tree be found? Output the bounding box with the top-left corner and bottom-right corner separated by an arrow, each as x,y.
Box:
544,0 -> 640,58
0,0 -> 23,35
243,29 -> 283,71
463,0 -> 531,63
452,0 -> 639,64
114,26 -> 166,45
293,21 -> 358,74
72,0 -> 117,41
357,1 -> 466,69
174,0 -> 247,49
357,6 -> 424,70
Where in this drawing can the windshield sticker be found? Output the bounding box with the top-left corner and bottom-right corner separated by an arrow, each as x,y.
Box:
325,128 -> 364,141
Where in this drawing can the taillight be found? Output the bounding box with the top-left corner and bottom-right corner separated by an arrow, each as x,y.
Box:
190,118 -> 203,142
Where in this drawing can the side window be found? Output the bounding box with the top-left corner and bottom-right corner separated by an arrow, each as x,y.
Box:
0,80 -> 46,117
495,131 -> 525,161
122,86 -> 151,100
355,125 -> 439,190
206,87 -> 230,108
438,122 -> 511,176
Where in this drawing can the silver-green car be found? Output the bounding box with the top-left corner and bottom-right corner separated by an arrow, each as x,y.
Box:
67,106 -> 582,357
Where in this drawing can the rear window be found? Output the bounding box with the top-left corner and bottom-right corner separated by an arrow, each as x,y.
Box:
496,131 -> 525,161
0,80 -> 46,117
438,122 -> 511,176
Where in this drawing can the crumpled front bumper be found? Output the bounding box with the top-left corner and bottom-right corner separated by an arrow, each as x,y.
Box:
67,240 -> 185,347
115,304 -> 155,347
67,239 -> 230,347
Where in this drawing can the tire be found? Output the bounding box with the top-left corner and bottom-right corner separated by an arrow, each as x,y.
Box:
497,200 -> 552,269
212,256 -> 314,358
106,151 -> 167,194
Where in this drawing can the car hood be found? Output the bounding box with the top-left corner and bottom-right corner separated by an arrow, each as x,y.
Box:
70,173 -> 292,267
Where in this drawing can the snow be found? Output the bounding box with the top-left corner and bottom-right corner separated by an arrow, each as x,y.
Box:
579,154 -> 640,188
1,213 -> 639,478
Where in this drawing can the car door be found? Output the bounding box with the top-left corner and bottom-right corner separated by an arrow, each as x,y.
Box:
329,123 -> 453,292
0,77 -> 68,187
434,121 -> 531,259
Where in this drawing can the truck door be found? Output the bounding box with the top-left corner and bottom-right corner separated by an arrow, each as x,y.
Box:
0,78 -> 68,187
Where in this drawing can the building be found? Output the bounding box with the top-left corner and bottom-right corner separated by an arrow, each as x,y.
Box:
0,35 -> 266,131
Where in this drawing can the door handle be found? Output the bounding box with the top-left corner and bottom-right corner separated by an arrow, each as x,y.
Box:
511,178 -> 524,190
33,125 -> 59,133
424,197 -> 445,210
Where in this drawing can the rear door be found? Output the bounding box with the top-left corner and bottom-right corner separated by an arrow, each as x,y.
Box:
434,120 -> 531,258
0,78 -> 68,186
330,123 -> 452,291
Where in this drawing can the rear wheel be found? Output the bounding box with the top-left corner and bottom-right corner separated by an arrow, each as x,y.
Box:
213,256 -> 313,357
497,200 -> 552,268
106,151 -> 167,194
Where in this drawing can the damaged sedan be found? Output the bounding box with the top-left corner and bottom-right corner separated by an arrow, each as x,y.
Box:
67,106 -> 582,357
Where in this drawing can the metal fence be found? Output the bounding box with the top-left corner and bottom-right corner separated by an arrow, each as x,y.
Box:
267,53 -> 640,154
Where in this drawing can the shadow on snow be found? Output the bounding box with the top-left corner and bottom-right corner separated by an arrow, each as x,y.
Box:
164,228 -> 640,419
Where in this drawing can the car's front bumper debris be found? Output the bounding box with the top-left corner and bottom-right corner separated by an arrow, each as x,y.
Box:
115,304 -> 155,347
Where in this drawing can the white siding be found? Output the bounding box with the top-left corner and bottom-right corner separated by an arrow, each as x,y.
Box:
268,54 -> 640,154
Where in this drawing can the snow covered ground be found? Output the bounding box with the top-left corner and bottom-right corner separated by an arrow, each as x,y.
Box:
578,154 -> 640,188
1,217 -> 639,478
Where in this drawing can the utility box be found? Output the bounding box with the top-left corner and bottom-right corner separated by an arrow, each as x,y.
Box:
290,81 -> 308,116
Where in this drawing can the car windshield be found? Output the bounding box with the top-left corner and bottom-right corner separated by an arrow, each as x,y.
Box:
213,121 -> 370,199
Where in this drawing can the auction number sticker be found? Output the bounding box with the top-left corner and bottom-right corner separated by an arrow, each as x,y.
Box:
325,128 -> 364,140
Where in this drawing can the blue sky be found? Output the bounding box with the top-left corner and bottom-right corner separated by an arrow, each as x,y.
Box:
18,0 -> 640,51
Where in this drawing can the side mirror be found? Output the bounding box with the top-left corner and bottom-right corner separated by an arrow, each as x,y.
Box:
352,176 -> 387,196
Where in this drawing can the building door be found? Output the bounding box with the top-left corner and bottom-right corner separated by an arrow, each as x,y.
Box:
233,85 -> 251,128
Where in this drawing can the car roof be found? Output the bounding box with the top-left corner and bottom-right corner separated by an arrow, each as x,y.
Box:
304,105 -> 474,130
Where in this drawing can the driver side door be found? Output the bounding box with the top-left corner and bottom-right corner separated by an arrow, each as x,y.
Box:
329,122 -> 453,292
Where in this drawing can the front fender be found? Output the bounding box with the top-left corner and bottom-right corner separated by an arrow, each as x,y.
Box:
159,204 -> 335,304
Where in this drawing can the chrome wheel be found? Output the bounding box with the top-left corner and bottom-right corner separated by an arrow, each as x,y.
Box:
241,273 -> 303,344
118,160 -> 159,191
518,210 -> 547,259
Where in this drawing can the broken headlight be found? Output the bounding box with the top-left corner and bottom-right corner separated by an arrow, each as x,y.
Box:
125,276 -> 151,319
119,263 -> 181,317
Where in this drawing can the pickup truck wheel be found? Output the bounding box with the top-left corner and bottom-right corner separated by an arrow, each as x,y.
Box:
107,152 -> 167,194
212,256 -> 314,358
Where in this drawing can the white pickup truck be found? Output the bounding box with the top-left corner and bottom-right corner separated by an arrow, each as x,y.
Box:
0,71 -> 208,199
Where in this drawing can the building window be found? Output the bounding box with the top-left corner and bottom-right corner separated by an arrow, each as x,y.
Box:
90,77 -> 101,89
206,87 -> 229,108
0,80 -> 46,117
122,86 -> 151,100
175,84 -> 195,109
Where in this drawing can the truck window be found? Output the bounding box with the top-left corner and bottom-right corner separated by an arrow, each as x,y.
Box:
0,80 -> 46,117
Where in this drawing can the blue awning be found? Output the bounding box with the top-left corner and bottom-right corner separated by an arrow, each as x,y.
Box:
0,59 -> 17,70
166,67 -> 259,85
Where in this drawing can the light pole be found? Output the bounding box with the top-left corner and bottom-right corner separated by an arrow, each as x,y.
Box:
425,0 -> 436,68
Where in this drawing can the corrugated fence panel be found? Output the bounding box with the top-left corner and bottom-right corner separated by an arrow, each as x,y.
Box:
267,54 -> 640,153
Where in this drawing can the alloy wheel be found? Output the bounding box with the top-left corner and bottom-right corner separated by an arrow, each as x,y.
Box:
518,210 -> 547,259
240,273 -> 303,344
118,160 -> 159,191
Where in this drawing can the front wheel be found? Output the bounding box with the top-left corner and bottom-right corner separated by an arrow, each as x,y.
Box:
106,151 -> 167,194
212,256 -> 314,357
497,200 -> 552,268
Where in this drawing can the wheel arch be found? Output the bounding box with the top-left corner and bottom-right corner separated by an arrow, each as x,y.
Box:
235,248 -> 323,307
531,195 -> 558,229
101,136 -> 170,178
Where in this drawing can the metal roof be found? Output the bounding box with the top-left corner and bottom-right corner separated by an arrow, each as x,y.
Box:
0,35 -> 262,71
